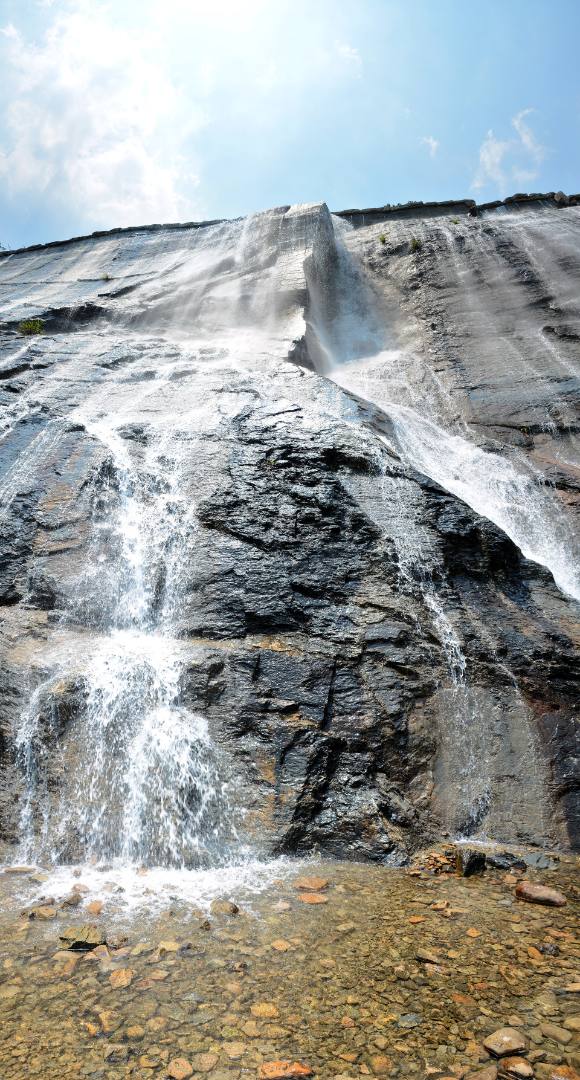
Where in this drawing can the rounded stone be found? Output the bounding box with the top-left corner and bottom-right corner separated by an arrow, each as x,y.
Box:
483,1029 -> 529,1059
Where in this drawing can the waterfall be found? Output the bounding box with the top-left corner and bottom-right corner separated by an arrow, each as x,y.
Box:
2,200 -> 577,873
313,216 -> 580,604
16,416 -> 238,868
7,203 -> 336,877
306,210 -> 576,842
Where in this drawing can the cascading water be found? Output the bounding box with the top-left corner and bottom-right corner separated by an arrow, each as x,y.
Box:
6,203 -> 339,893
313,217 -> 580,604
1,198 -> 578,879
17,416 -> 238,869
305,209 -> 576,841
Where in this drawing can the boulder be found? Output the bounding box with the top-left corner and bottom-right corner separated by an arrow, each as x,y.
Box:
456,845 -> 487,876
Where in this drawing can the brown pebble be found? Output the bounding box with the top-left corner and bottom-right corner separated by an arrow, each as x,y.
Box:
109,967 -> 133,989
259,1063 -> 313,1079
251,1002 -> 279,1018
298,892 -> 328,905
166,1059 -> 193,1079
370,1055 -> 392,1075
210,899 -> 239,916
483,1029 -> 528,1058
31,905 -> 58,920
293,876 -> 329,892
540,1021 -> 572,1044
191,1052 -> 218,1073
499,1057 -> 533,1078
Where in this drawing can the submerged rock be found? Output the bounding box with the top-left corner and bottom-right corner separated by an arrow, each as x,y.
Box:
259,1064 -> 313,1079
167,1061 -> 194,1080
209,899 -> 239,916
59,924 -> 106,950
499,1059 -> 534,1078
293,876 -> 329,892
483,1029 -> 529,1059
515,882 -> 567,907
27,904 -> 57,920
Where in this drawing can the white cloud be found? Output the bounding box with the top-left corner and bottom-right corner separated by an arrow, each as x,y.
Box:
335,41 -> 362,76
420,135 -> 439,158
512,108 -> 545,164
472,130 -> 511,190
0,4 -> 205,229
472,108 -> 546,194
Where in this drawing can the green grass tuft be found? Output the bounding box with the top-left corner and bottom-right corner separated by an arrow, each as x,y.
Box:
409,236 -> 422,253
378,233 -> 387,245
18,318 -> 44,336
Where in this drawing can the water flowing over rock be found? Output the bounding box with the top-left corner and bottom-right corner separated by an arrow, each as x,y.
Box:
0,195 -> 578,869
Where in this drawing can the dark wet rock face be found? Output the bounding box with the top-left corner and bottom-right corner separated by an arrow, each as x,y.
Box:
0,199 -> 578,865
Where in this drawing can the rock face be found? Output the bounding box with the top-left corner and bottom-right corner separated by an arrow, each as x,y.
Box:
0,198 -> 578,866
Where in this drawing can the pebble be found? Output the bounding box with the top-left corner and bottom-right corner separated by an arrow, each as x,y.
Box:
483,1029 -> 529,1058
210,899 -> 239,916
398,1013 -> 423,1028
251,1003 -> 280,1018
60,892 -> 83,908
223,1042 -> 246,1058
298,893 -> 328,905
167,1059 -> 194,1079
59,924 -> 106,950
293,877 -> 329,892
417,948 -> 442,965
259,1063 -> 313,1079
191,1052 -> 219,1073
157,939 -> 181,954
30,905 -> 57,920
0,856 -> 577,1080
540,1023 -> 572,1045
370,1054 -> 392,1074
109,967 -> 134,989
499,1058 -> 534,1078
515,883 -> 567,907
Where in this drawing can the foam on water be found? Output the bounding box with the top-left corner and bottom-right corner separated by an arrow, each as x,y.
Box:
3,857 -> 298,915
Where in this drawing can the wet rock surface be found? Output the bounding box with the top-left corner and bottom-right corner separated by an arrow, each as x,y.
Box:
0,200 -> 579,861
0,857 -> 578,1079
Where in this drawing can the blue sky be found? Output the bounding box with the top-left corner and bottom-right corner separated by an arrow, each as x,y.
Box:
1,0 -> 579,248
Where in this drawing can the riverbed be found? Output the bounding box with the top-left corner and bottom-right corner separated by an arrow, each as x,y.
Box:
0,850 -> 578,1079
